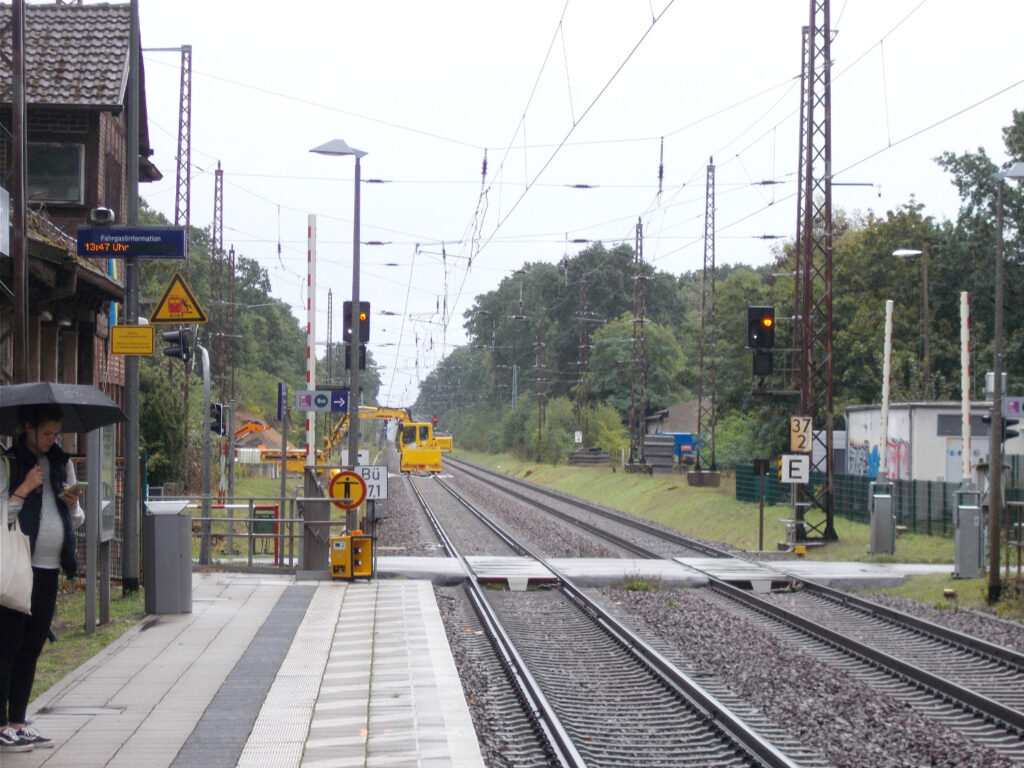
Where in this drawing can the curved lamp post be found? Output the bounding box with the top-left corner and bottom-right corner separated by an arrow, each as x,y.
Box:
311,139 -> 367,531
989,161 -> 1024,603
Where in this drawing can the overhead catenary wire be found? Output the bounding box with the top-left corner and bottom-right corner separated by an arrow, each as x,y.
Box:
140,0 -> 1014,403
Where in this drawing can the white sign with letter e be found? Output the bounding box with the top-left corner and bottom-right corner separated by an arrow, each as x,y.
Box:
781,454 -> 810,484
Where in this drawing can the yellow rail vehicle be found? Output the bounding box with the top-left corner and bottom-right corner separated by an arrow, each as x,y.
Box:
397,422 -> 443,473
324,405 -> 443,473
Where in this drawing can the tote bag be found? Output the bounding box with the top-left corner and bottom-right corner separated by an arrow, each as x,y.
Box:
1,455 -> 33,614
2,515 -> 33,614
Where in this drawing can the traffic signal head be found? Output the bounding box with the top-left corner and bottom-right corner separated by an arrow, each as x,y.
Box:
162,327 -> 194,362
747,306 -> 775,349
209,402 -> 225,435
432,415 -> 438,425
344,343 -> 367,370
1006,418 -> 1020,442
982,414 -> 1020,443
343,301 -> 370,343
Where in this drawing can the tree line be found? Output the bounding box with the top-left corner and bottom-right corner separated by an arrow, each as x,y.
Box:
413,111 -> 1024,467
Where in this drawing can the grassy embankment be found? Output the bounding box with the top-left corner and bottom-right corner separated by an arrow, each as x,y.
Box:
455,449 -> 1024,621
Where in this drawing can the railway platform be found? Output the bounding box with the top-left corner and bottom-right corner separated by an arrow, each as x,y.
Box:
5,573 -> 484,768
6,557 -> 953,767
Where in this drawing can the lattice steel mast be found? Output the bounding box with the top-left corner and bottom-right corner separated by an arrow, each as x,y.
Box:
795,0 -> 838,541
695,158 -> 717,471
211,163 -> 225,399
628,218 -> 647,465
575,276 -> 591,442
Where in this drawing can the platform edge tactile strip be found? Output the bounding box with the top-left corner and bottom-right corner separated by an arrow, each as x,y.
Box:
169,583 -> 318,768
235,583 -> 345,768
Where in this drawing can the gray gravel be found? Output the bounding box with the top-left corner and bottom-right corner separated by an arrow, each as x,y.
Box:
371,447 -> 444,556
596,585 -> 1016,768
851,591 -> 1024,655
372,458 -> 1024,767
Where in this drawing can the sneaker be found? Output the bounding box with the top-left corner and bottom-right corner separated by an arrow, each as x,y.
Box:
15,725 -> 53,749
0,726 -> 33,752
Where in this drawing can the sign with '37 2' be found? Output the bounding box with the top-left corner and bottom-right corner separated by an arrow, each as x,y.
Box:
790,416 -> 812,453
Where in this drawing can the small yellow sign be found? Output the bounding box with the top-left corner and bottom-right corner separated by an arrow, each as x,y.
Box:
149,271 -> 208,324
111,325 -> 156,355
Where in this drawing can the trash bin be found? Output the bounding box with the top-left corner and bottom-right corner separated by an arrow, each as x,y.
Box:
254,510 -> 275,556
143,500 -> 193,614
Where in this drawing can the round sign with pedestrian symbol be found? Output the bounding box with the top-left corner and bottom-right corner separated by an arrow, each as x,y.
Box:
328,470 -> 367,511
314,392 -> 329,409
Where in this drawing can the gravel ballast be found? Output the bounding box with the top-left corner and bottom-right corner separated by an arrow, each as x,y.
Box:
377,459 -> 1024,767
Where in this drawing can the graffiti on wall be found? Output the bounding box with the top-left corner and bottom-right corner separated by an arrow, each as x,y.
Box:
887,438 -> 910,480
848,440 -> 879,478
848,438 -> 910,480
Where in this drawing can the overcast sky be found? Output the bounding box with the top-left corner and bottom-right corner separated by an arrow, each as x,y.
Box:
133,0 -> 1024,407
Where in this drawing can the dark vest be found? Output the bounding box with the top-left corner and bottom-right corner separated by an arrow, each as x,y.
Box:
6,436 -> 78,578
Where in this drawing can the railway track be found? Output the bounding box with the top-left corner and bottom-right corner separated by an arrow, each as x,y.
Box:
409,473 -> 809,767
440,457 -> 1024,763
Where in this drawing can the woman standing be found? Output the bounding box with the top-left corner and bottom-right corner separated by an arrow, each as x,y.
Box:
0,404 -> 84,753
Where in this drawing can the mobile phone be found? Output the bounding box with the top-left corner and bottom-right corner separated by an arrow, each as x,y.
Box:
63,481 -> 88,494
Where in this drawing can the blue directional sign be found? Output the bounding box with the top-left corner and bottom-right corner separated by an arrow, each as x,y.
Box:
331,390 -> 348,413
296,389 -> 348,413
77,226 -> 187,259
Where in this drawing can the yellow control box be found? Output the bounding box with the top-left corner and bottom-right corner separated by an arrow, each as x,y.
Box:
329,533 -> 374,580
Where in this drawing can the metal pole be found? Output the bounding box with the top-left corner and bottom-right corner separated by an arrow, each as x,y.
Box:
758,467 -> 765,552
199,345 -> 212,565
347,156 -> 362,532
122,0 -> 141,593
989,181 -> 1005,604
306,214 -> 317,468
228,398 -> 236,499
960,292 -> 971,484
922,248 -> 931,399
280,390 -> 287,522
879,300 -> 893,479
10,0 -> 28,383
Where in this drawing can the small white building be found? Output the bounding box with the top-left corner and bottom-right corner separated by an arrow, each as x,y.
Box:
845,401 -> 1024,483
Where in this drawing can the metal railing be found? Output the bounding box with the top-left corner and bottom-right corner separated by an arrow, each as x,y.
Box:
148,494 -> 350,572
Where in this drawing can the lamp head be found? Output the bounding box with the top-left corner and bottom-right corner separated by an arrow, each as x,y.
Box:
994,161 -> 1024,181
310,139 -> 367,159
893,249 -> 923,258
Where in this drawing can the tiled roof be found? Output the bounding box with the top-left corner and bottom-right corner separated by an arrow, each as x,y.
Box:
0,2 -> 131,107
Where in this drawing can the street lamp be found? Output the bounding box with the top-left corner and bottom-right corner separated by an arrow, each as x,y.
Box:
311,139 -> 367,528
988,160 -> 1024,604
893,248 -> 930,398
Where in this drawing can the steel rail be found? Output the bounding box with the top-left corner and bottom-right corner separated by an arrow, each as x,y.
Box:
796,579 -> 1024,668
432,475 -> 801,768
446,455 -> 729,557
452,456 -> 1023,668
448,457 -> 1024,738
406,477 -> 585,768
705,577 -> 1024,735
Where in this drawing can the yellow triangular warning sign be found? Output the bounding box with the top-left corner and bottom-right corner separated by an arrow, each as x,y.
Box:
149,271 -> 208,324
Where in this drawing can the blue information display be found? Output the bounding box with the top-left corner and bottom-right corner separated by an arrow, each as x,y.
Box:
77,226 -> 187,259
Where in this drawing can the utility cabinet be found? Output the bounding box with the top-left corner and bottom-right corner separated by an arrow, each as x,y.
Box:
329,533 -> 374,580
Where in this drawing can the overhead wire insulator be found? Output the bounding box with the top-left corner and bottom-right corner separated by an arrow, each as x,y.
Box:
657,136 -> 664,200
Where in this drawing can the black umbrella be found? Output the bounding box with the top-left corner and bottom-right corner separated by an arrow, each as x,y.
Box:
0,382 -> 126,435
